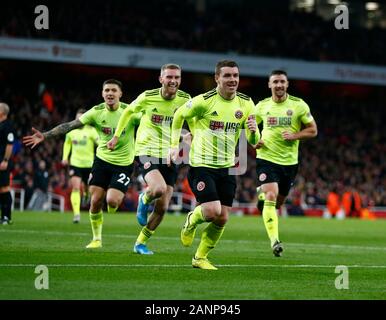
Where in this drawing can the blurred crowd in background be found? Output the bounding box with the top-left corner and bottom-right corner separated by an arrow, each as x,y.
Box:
1,0 -> 386,66
2,80 -> 385,214
1,0 -> 385,215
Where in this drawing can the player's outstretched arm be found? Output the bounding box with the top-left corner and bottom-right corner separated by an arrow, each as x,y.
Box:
23,119 -> 83,149
23,127 -> 45,149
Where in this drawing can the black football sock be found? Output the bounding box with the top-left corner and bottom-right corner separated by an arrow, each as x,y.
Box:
0,192 -> 12,221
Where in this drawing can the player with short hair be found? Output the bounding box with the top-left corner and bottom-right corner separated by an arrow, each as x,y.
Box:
168,60 -> 259,270
255,70 -> 317,257
23,79 -> 141,248
62,109 -> 98,223
0,103 -> 15,225
107,64 -> 191,255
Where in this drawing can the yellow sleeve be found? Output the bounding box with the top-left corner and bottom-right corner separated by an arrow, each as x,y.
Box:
114,104 -> 135,137
62,134 -> 72,161
299,101 -> 314,125
92,128 -> 99,146
131,112 -> 143,126
171,97 -> 205,148
244,101 -> 260,145
255,102 -> 263,125
115,93 -> 146,137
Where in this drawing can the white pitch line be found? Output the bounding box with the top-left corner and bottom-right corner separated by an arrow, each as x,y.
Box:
0,264 -> 386,268
1,228 -> 386,252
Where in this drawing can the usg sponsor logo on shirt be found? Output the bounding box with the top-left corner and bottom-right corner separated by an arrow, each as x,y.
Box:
225,122 -> 241,133
267,117 -> 292,127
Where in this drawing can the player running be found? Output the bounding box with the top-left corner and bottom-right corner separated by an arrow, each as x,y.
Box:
62,109 -> 98,223
169,60 -> 259,270
23,79 -> 141,248
107,64 -> 191,255
255,70 -> 317,257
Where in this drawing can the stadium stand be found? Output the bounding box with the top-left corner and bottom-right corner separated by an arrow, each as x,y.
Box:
1,0 -> 386,66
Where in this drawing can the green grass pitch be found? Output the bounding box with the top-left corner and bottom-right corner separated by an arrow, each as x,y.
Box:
0,211 -> 385,300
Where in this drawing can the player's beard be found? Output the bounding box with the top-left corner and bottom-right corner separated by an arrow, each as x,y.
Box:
163,84 -> 178,99
275,89 -> 286,98
167,84 -> 178,93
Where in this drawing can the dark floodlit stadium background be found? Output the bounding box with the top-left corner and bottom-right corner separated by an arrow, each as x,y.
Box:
0,0 -> 385,217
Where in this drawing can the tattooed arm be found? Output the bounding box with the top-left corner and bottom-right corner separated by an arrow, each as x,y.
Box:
23,119 -> 83,149
43,119 -> 83,139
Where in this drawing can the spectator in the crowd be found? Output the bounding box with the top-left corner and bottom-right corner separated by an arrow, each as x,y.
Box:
27,159 -> 50,210
323,183 -> 345,219
286,183 -> 305,216
122,185 -> 139,212
342,186 -> 362,218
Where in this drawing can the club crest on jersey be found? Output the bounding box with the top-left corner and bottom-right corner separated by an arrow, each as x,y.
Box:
235,110 -> 243,119
286,109 -> 293,116
143,162 -> 151,170
197,181 -> 206,192
259,173 -> 267,182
